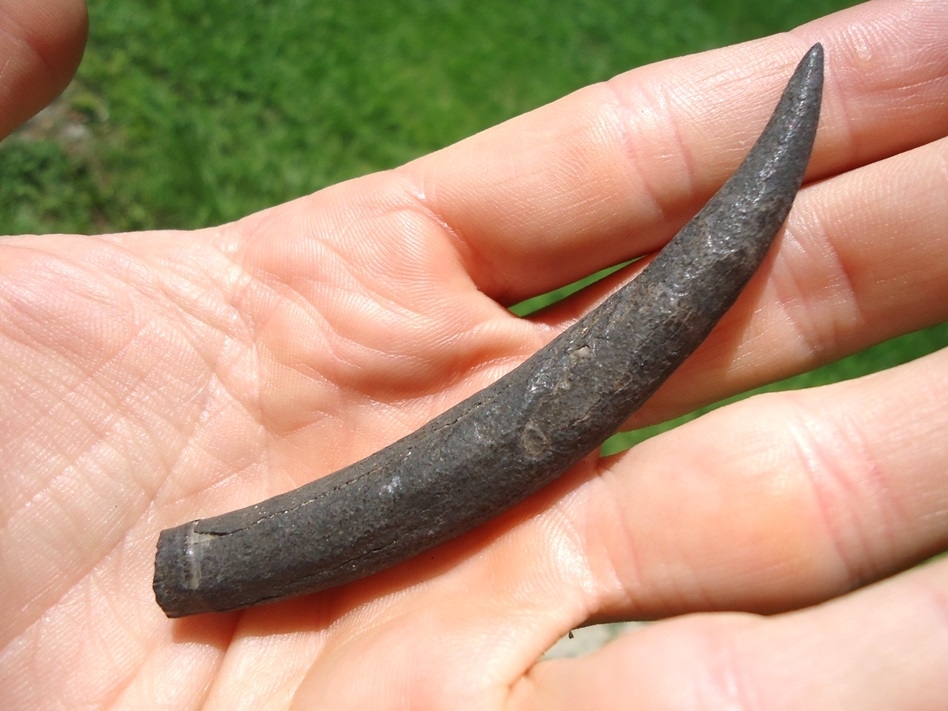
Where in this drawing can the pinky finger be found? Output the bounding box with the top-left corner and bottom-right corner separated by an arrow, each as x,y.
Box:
509,555 -> 948,711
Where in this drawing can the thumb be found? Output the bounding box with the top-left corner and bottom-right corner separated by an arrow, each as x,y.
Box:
0,0 -> 87,139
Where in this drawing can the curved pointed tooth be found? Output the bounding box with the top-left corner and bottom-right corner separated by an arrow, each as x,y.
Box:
154,45 -> 824,617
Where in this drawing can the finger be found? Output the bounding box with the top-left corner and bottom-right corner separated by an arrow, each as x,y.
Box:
523,132 -> 948,424
400,0 -> 948,302
437,347 -> 947,645
588,347 -> 948,619
636,135 -> 948,421
283,349 -> 947,709
0,0 -> 87,139
509,556 -> 948,711
244,2 -> 948,438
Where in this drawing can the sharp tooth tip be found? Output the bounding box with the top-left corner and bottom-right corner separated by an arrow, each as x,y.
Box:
805,43 -> 825,67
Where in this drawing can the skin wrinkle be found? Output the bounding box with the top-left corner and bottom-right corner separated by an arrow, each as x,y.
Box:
545,94 -> 635,228
597,447 -> 682,617
401,166 -> 504,300
166,379 -> 264,504
2,492 -> 84,643
702,620 -> 763,711
798,205 -> 867,352
276,207 -> 512,408
60,594 -> 130,708
590,460 -> 649,615
881,365 -> 948,541
842,2 -> 941,95
848,145 -> 947,309
823,415 -> 884,587
0,255 -> 113,358
768,140 -> 947,361
1,427 -> 64,531
832,405 -> 909,586
546,492 -> 602,610
256,322 -> 367,452
255,210 -> 460,403
625,77 -> 701,222
873,63 -> 946,95
784,401 -> 880,594
259,304 -> 335,385
22,241 -> 252,456
280,242 -> 363,343
1,343 -> 143,524
833,19 -> 948,163
106,251 -> 265,506
318,220 -> 402,310
767,230 -> 825,361
151,269 -> 247,369
6,362 -> 171,625
396,174 -> 492,298
808,213 -> 868,331
590,76 -> 681,250
772,212 -> 862,361
115,376 -> 188,488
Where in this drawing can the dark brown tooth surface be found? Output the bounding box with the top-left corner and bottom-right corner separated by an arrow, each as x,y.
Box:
154,44 -> 824,618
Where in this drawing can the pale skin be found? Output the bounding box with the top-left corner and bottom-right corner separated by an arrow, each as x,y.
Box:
1,0 -> 947,708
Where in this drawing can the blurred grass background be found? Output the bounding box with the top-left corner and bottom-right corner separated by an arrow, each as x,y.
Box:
1,0 -> 944,450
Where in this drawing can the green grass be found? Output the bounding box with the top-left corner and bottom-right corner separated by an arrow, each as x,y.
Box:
2,0 -> 944,445
4,0 -> 862,232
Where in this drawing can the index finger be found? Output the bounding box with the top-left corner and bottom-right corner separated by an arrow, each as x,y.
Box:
400,0 -> 948,303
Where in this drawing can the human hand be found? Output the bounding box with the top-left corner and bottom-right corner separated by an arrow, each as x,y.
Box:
1,0 -> 946,708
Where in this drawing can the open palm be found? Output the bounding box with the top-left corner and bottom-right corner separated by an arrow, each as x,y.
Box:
2,1 -> 947,708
